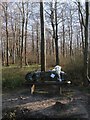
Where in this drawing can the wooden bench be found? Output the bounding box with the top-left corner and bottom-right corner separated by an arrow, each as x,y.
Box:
25,71 -> 71,94
25,80 -> 71,95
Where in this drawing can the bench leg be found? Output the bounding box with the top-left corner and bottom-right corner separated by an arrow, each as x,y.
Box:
31,84 -> 35,94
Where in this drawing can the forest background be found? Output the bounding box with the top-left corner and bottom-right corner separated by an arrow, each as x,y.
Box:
0,0 -> 90,89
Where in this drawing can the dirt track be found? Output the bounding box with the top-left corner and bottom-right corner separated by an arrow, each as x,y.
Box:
2,86 -> 90,119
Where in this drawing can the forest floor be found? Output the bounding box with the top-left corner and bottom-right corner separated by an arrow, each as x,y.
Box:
2,85 -> 90,120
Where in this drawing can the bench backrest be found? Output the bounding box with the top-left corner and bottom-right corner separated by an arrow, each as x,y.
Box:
25,71 -> 59,82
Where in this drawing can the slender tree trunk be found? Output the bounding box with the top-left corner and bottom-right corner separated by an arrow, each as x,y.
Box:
5,5 -> 9,66
24,2 -> 28,66
68,21 -> 71,56
60,38 -> 63,55
32,26 -> 34,53
84,1 -> 89,84
62,26 -> 65,57
70,10 -> 73,57
1,37 -> 4,66
36,22 -> 39,64
40,1 -> 46,71
78,2 -> 84,55
20,2 -> 25,68
77,1 -> 90,84
15,23 -> 19,61
55,1 -> 59,65
81,24 -> 84,53
50,2 -> 55,55
48,37 -> 52,56
52,38 -> 55,54
77,34 -> 79,51
62,11 -> 65,57
49,1 -> 59,64
18,13 -> 21,60
11,20 -> 16,64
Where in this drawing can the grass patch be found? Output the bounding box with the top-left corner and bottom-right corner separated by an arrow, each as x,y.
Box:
2,64 -> 40,90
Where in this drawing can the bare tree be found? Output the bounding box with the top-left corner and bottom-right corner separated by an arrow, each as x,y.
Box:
24,2 -> 29,65
69,9 -> 73,57
50,2 -> 55,55
36,22 -> 40,64
2,3 -> 9,66
48,1 -> 59,65
40,1 -> 46,71
77,1 -> 90,84
20,2 -> 25,68
10,12 -> 16,64
62,9 -> 65,57
1,37 -> 4,66
31,25 -> 35,53
18,12 -> 21,60
84,1 -> 90,84
77,2 -> 85,54
55,1 -> 59,65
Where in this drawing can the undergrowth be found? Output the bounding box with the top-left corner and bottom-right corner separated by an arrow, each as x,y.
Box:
2,64 -> 40,90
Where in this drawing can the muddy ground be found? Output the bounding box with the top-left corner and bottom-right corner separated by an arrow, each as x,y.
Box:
2,85 -> 90,119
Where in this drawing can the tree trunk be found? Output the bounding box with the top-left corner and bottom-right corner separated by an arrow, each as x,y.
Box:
5,4 -> 9,66
32,26 -> 34,53
84,1 -> 89,84
1,37 -> 4,66
40,1 -> 46,71
78,2 -> 84,55
11,19 -> 16,64
55,1 -> 59,65
24,2 -> 28,66
77,1 -> 90,85
50,2 -> 55,55
70,10 -> 73,57
18,13 -> 21,60
36,22 -> 40,64
20,2 -> 25,68
77,34 -> 79,51
68,21 -> 71,56
52,38 -> 55,54
62,11 -> 65,57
